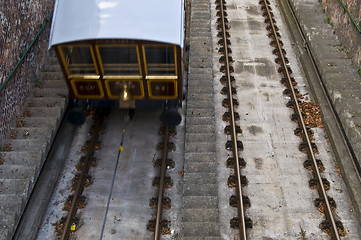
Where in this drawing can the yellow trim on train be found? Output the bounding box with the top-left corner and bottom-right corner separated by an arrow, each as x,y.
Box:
104,79 -> 145,99
71,75 -> 100,80
147,79 -> 178,99
146,76 -> 178,80
70,79 -> 104,99
103,76 -> 142,80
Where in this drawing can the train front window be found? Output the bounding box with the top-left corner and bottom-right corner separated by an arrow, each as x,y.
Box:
143,46 -> 176,75
97,46 -> 141,75
60,46 -> 97,75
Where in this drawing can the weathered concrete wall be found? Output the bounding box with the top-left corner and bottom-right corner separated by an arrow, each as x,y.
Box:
322,0 -> 361,68
0,1 -> 54,142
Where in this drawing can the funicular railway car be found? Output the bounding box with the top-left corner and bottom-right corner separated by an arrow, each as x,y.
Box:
49,0 -> 185,126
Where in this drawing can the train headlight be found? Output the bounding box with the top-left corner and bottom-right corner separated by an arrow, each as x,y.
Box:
119,82 -> 134,101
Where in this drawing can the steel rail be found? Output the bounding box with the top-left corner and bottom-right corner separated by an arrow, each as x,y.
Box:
219,1 -> 247,239
154,127 -> 170,240
60,117 -> 103,240
262,0 -> 340,239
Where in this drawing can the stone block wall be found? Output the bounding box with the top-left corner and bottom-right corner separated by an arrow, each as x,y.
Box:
0,0 -> 54,142
322,0 -> 361,69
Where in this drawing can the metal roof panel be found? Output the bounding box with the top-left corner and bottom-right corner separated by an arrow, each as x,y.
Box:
49,0 -> 184,48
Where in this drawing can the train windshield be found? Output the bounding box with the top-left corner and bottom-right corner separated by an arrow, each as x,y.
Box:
97,46 -> 141,76
60,46 -> 98,75
143,46 -> 176,75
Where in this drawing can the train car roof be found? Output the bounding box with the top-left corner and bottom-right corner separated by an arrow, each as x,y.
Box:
49,0 -> 184,48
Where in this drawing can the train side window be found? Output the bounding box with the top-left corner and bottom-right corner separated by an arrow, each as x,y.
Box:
143,46 -> 176,75
60,46 -> 97,76
97,46 -> 141,75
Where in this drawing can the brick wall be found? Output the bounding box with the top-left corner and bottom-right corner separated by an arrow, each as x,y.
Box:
322,0 -> 361,68
0,0 -> 54,142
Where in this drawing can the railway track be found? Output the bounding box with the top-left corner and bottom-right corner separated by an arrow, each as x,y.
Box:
215,0 -> 249,238
36,109 -> 186,239
211,0 -> 360,239
259,0 -> 343,238
56,109 -> 105,240
147,127 -> 177,239
153,127 -> 171,239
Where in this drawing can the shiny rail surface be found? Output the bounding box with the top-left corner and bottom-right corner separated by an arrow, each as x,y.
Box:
261,0 -> 341,239
154,127 -> 170,240
217,0 -> 247,238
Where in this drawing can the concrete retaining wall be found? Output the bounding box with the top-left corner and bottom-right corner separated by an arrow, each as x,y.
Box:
322,0 -> 361,68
